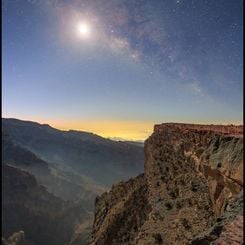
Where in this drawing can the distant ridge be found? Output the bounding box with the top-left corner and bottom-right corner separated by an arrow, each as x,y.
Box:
2,117 -> 144,186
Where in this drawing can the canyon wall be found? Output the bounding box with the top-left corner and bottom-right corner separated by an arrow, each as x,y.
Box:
90,123 -> 243,245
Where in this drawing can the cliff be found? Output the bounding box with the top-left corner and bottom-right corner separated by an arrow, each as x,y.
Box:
90,123 -> 243,244
191,190 -> 243,244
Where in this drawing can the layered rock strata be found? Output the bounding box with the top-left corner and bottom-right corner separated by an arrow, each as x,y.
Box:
90,123 -> 243,245
191,190 -> 243,245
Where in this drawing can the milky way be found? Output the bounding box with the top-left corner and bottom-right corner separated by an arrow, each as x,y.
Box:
2,0 -> 243,140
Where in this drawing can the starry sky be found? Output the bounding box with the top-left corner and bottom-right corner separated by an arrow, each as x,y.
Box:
2,0 -> 243,140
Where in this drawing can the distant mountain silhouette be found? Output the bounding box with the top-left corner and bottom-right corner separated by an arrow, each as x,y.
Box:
2,131 -> 49,172
2,129 -> 104,209
2,118 -> 144,187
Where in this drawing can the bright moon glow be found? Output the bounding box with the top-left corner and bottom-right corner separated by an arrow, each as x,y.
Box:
77,22 -> 91,38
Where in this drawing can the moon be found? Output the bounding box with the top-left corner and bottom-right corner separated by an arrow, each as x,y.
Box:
77,22 -> 91,38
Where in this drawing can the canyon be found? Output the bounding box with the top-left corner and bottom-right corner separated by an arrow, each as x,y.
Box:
2,118 -> 144,245
2,121 -> 243,244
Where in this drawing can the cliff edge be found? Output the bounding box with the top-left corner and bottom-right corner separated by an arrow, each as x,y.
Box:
89,123 -> 243,245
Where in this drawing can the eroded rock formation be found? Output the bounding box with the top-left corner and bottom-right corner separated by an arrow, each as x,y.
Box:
2,231 -> 25,245
191,190 -> 243,245
90,123 -> 243,245
91,174 -> 151,244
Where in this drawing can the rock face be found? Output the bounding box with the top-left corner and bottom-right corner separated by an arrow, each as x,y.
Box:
191,190 -> 243,245
2,231 -> 25,245
91,174 -> 151,244
90,123 -> 243,245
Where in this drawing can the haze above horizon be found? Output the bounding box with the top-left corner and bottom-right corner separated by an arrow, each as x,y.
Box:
3,0 -> 243,140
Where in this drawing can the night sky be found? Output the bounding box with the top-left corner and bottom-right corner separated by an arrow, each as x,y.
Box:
2,0 -> 243,140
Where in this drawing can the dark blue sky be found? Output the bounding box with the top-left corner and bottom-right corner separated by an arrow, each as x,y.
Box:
2,0 -> 243,140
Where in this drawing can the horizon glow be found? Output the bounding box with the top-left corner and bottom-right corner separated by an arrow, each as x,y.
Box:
3,0 -> 243,140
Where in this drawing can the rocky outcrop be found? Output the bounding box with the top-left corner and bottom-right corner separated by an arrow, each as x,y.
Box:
191,190 -> 243,244
2,231 -> 25,245
154,123 -> 243,137
90,123 -> 243,245
151,123 -> 243,218
90,174 -> 151,244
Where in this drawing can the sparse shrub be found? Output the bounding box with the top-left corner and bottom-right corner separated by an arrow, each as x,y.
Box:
169,191 -> 177,199
191,181 -> 199,192
176,200 -> 183,209
191,185 -> 198,192
188,199 -> 193,206
180,179 -> 185,185
182,218 -> 191,229
196,148 -> 204,157
152,233 -> 163,244
165,201 -> 173,210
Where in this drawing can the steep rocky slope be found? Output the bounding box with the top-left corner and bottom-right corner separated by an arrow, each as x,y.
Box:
191,190 -> 243,245
2,165 -> 90,245
90,123 -> 243,245
91,174 -> 151,244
